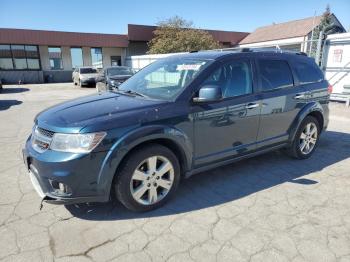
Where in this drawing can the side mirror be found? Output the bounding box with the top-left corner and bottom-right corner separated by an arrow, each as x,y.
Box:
193,85 -> 222,103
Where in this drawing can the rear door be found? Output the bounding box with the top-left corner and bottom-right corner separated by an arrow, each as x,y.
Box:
255,57 -> 308,148
193,58 -> 261,167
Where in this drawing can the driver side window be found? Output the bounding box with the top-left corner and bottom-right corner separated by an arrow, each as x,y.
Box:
202,60 -> 253,98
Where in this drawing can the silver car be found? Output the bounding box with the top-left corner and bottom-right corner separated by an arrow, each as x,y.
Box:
72,67 -> 100,87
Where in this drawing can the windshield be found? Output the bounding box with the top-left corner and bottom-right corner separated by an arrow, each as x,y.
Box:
107,67 -> 134,76
118,57 -> 212,100
80,68 -> 97,74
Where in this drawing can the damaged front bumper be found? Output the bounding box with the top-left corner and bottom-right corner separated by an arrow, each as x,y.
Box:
22,137 -> 109,206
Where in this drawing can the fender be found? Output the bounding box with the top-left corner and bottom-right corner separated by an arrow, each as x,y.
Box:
95,125 -> 193,200
288,101 -> 324,143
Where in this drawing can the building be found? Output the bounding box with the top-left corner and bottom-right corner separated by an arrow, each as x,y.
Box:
323,32 -> 350,95
0,28 -> 128,83
239,14 -> 345,52
127,24 -> 249,56
0,25 -> 248,84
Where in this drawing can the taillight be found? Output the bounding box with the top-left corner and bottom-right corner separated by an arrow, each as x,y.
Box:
328,84 -> 333,94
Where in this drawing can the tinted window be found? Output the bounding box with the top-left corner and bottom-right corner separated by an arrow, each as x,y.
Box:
0,58 -> 14,69
293,61 -> 323,84
0,45 -> 40,70
49,47 -> 63,70
203,60 -> 252,98
80,68 -> 97,74
258,60 -> 293,91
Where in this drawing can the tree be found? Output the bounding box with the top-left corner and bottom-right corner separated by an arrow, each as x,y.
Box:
309,5 -> 344,63
309,5 -> 331,58
148,16 -> 220,54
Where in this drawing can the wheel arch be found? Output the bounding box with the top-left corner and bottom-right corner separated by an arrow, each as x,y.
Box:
289,101 -> 325,143
96,125 -> 193,200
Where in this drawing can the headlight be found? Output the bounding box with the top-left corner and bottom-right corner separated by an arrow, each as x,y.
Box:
50,132 -> 106,153
110,80 -> 120,86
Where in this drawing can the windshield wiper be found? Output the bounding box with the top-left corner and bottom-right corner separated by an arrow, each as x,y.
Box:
118,89 -> 148,98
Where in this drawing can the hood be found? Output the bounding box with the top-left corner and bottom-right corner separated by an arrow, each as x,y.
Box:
36,92 -> 166,133
81,73 -> 99,78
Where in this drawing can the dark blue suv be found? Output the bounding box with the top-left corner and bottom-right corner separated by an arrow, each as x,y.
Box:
23,50 -> 329,212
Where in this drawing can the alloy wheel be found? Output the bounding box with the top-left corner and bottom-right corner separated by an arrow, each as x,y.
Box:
130,156 -> 174,205
299,122 -> 318,155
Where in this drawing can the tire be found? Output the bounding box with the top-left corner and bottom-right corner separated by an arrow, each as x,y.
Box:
286,116 -> 320,159
115,144 -> 181,212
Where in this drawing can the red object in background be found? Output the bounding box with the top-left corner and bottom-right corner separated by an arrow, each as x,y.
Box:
328,84 -> 333,94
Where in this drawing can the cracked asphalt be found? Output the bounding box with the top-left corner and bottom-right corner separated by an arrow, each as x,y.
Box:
1,83 -> 350,262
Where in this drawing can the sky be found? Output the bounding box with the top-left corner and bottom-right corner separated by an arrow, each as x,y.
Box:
0,0 -> 349,34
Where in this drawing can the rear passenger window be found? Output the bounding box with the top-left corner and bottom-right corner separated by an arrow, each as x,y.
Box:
258,60 -> 294,91
293,61 -> 324,84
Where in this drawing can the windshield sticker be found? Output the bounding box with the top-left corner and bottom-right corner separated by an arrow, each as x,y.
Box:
177,64 -> 202,71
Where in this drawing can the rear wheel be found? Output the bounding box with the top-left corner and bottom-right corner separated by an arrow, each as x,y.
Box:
115,144 -> 180,212
287,116 -> 320,159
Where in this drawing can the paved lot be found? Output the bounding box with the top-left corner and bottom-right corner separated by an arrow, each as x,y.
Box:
1,83 -> 350,262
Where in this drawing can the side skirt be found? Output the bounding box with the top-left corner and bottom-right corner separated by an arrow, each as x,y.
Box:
185,143 -> 288,178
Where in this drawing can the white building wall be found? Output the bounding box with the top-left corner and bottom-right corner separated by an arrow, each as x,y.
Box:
102,47 -> 125,67
82,47 -> 92,67
239,36 -> 305,50
39,46 -> 50,70
61,46 -> 72,70
323,33 -> 350,94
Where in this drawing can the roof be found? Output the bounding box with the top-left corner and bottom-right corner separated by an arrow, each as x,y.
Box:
164,49 -> 315,61
128,24 -> 249,45
239,16 -> 323,44
0,28 -> 129,47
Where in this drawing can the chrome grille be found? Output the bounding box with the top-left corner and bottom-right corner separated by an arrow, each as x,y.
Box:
32,126 -> 55,153
37,127 -> 54,138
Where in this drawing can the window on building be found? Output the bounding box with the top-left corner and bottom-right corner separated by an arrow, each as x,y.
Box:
49,47 -> 63,70
91,47 -> 103,68
25,45 -> 40,69
70,47 -> 83,69
0,44 -> 40,70
0,45 -> 14,70
258,59 -> 294,91
293,61 -> 324,84
12,45 -> 27,69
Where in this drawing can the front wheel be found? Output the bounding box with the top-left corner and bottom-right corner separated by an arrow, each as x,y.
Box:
287,116 -> 320,159
115,144 -> 180,212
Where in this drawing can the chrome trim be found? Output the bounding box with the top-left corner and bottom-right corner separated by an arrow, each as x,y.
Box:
31,126 -> 54,153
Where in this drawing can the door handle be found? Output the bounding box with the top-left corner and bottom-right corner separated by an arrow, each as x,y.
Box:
245,103 -> 259,109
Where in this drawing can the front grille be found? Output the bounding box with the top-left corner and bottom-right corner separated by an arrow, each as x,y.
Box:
32,126 -> 55,153
37,127 -> 54,138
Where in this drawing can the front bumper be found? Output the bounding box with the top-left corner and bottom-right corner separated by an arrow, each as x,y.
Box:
80,78 -> 96,85
22,137 -> 110,205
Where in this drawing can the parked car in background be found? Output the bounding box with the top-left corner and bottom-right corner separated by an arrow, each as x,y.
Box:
96,66 -> 135,92
23,50 -> 329,212
72,67 -> 100,87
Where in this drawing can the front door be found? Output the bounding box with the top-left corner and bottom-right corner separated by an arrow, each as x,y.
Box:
193,59 -> 261,167
255,58 -> 307,148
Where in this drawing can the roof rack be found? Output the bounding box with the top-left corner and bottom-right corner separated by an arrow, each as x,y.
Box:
207,45 -> 308,56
